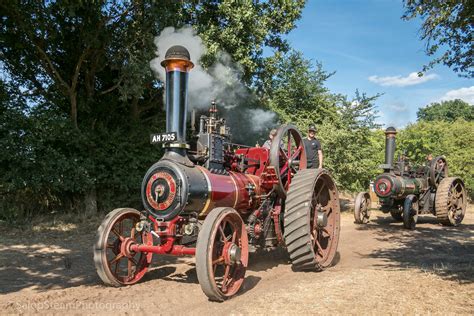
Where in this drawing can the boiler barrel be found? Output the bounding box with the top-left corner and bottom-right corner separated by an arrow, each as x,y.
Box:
374,174 -> 428,199
141,160 -> 262,220
196,167 -> 261,217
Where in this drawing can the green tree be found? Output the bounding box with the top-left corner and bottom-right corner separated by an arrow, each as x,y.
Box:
262,50 -> 337,127
0,1 -> 306,219
263,51 -> 381,191
403,0 -> 474,78
417,99 -> 474,122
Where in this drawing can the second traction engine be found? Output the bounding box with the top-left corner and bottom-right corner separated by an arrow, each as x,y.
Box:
94,45 -> 341,301
354,127 -> 467,229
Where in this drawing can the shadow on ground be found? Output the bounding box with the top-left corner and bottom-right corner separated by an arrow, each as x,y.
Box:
0,220 -> 100,294
356,214 -> 474,284
0,218 -> 286,295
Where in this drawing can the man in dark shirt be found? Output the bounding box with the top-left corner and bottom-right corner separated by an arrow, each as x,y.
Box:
303,125 -> 323,169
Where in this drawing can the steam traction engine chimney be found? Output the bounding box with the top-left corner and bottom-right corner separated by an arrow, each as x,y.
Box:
382,126 -> 397,172
161,45 -> 194,156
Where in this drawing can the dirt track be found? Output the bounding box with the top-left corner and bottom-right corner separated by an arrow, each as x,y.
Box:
1,205 -> 473,315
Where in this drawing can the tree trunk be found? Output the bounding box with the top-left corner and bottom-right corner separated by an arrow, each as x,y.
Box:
70,91 -> 78,129
84,188 -> 98,215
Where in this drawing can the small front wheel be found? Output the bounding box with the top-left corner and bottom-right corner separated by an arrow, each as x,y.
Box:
93,208 -> 153,286
354,192 -> 371,224
403,195 -> 418,230
196,207 -> 249,301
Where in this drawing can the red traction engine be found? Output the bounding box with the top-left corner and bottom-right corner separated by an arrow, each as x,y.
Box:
93,45 -> 341,301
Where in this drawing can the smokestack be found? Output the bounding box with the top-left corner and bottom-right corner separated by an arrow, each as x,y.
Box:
161,45 -> 194,154
381,126 -> 397,172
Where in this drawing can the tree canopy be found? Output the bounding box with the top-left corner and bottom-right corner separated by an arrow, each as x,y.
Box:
417,99 -> 474,122
403,0 -> 474,78
0,1 -> 306,222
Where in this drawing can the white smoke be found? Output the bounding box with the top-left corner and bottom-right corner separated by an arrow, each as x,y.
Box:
246,109 -> 277,132
150,26 -> 247,109
150,26 -> 278,142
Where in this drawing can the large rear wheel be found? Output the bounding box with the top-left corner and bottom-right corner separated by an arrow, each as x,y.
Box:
429,156 -> 448,188
284,169 -> 341,271
196,207 -> 249,301
269,124 -> 307,198
435,177 -> 467,226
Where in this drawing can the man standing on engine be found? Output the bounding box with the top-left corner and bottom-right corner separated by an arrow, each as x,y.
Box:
303,125 -> 323,169
262,129 -> 278,149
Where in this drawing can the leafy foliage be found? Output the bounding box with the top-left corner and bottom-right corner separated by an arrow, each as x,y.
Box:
417,99 -> 474,122
0,1 -> 306,221
263,51 -> 382,191
403,0 -> 474,78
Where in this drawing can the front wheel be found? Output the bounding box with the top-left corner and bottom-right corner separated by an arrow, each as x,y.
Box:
196,207 -> 249,301
93,208 -> 153,286
403,195 -> 419,230
354,192 -> 371,224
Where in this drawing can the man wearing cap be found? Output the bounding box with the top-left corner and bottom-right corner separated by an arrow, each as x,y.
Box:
303,125 -> 323,169
262,129 -> 278,149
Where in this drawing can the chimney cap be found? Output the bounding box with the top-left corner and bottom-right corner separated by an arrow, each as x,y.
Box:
164,45 -> 191,61
385,126 -> 397,134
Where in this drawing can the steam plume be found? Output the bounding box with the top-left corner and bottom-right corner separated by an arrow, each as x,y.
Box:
150,26 -> 277,144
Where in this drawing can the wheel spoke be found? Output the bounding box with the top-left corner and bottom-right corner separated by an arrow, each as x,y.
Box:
111,228 -> 124,241
279,147 -> 289,161
212,257 -> 225,265
231,229 -> 237,243
129,256 -> 138,266
109,253 -> 124,265
314,237 -> 324,256
127,258 -> 133,278
221,265 -> 231,293
218,223 -> 227,242
313,183 -> 327,205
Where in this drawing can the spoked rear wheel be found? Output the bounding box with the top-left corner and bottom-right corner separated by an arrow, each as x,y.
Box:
284,169 -> 341,271
94,208 -> 153,286
269,124 -> 307,198
196,207 -> 249,301
354,192 -> 371,224
436,177 -> 467,226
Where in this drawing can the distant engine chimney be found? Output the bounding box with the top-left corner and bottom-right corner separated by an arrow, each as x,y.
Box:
381,126 -> 397,172
161,45 -> 194,155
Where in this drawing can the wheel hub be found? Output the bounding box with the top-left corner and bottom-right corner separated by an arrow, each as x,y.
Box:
317,212 -> 328,228
224,243 -> 241,264
120,237 -> 137,258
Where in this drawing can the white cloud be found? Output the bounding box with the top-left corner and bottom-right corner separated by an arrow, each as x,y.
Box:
368,72 -> 439,87
440,86 -> 474,104
388,102 -> 407,112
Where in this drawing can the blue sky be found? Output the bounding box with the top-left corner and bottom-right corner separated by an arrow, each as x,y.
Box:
285,0 -> 473,127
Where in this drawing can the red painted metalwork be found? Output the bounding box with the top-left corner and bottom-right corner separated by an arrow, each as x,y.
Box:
375,177 -> 392,196
130,243 -> 196,256
197,166 -> 262,216
234,147 -> 269,176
